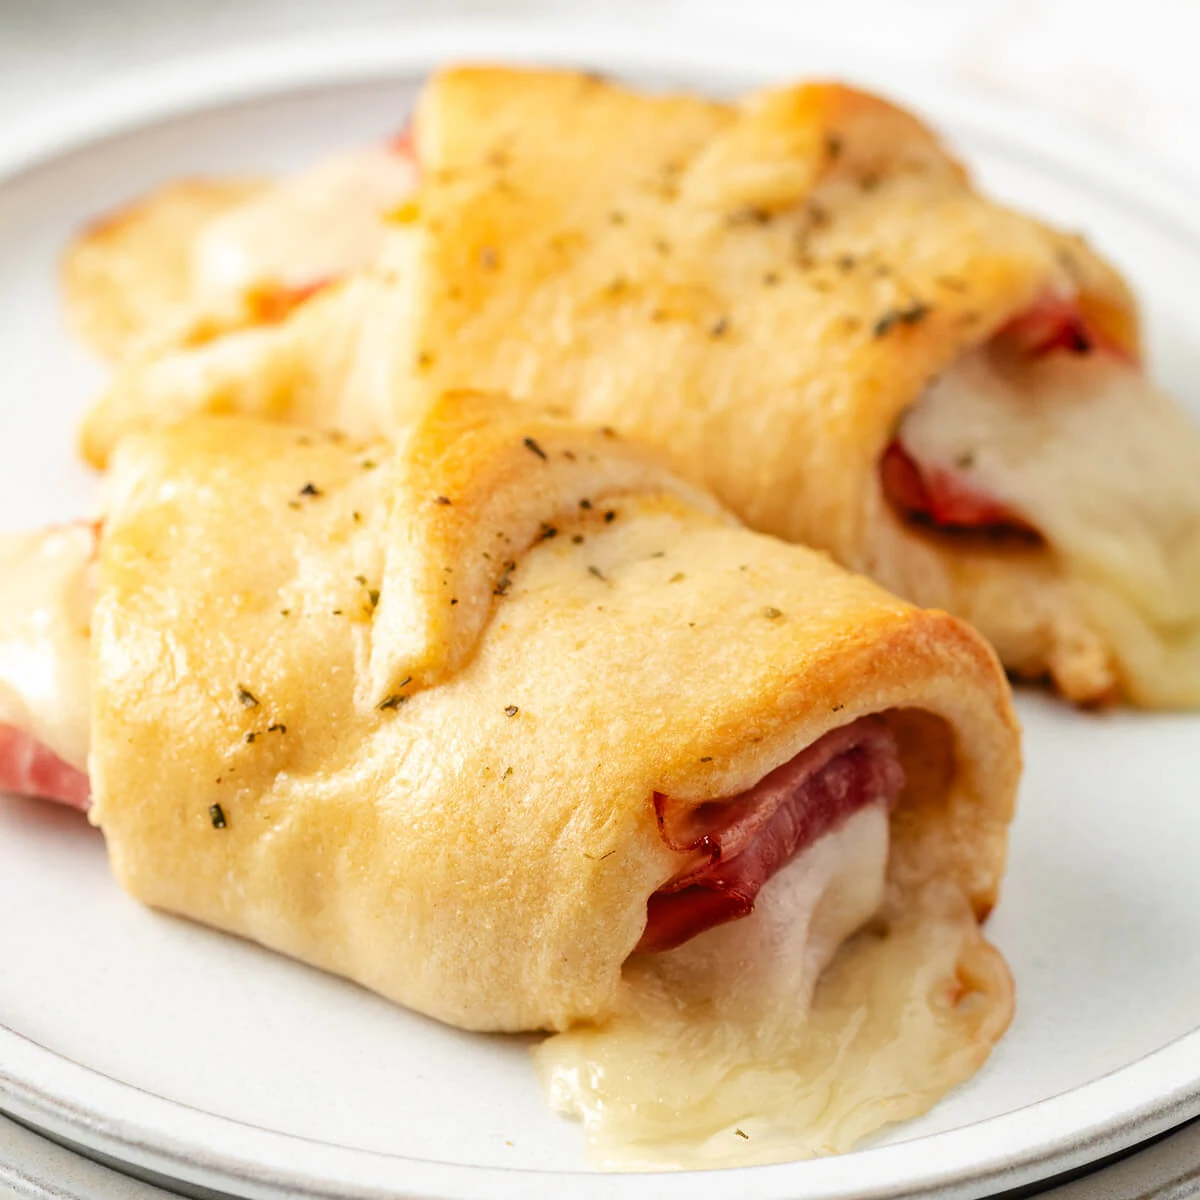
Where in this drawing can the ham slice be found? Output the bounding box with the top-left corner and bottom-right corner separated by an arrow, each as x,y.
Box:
996,292 -> 1132,363
879,439 -> 1040,538
0,724 -> 89,810
637,717 -> 903,954
881,294 -> 1125,538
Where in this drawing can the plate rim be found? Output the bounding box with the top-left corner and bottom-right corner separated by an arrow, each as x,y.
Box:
2,20 -> 1199,1200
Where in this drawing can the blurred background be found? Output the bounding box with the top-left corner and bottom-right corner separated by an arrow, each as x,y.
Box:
3,0 -> 1200,184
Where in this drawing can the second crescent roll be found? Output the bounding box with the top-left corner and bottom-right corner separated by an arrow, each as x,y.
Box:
76,69 -> 1200,709
390,68 -> 1200,708
0,392 -> 1021,1165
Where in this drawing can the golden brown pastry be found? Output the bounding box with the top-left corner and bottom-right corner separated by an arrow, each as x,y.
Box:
79,68 -> 1200,707
4,392 -> 1019,1165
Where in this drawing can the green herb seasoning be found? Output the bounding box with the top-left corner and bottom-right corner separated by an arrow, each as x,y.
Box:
874,301 -> 930,338
494,561 -> 517,596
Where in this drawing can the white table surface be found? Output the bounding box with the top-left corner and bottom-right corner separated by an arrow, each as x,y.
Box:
1,2 -> 1197,1196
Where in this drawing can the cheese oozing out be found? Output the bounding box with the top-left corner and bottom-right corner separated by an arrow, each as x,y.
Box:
536,801 -> 1008,1168
190,146 -> 417,309
0,525 -> 96,773
895,344 -> 1200,707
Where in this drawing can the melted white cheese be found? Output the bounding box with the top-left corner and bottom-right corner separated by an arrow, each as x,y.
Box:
0,527 -> 95,768
190,147 -> 417,305
535,805 -> 1011,1168
900,349 -> 1200,706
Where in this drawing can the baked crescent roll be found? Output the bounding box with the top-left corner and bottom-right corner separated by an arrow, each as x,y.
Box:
83,69 -> 1200,708
390,68 -> 1200,709
2,393 -> 1019,1165
63,138 -> 416,363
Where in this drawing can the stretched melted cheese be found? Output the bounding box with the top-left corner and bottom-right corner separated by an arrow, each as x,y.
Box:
0,526 -> 94,769
900,351 -> 1200,707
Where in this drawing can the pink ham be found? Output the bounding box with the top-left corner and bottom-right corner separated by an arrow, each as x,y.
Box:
996,292 -> 1132,363
637,717 -> 903,954
0,724 -> 89,810
879,439 -> 1041,538
881,293 -> 1126,537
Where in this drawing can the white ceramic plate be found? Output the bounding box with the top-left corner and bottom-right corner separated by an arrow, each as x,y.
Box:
1,23 -> 1199,1200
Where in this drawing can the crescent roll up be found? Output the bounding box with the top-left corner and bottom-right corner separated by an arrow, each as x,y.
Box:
3,392 -> 1019,1166
74,70 -> 1200,708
